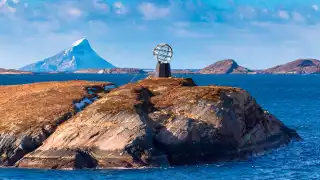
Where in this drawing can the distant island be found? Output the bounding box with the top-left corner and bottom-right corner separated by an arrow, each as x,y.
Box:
19,38 -> 115,72
199,58 -> 320,74
261,59 -> 320,74
1,38 -> 320,75
200,59 -> 254,74
0,68 -> 33,75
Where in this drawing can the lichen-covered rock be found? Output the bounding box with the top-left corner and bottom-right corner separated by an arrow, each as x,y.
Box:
16,78 -> 301,169
0,81 -> 114,166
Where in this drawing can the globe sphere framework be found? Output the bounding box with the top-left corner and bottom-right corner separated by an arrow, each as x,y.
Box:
153,44 -> 173,63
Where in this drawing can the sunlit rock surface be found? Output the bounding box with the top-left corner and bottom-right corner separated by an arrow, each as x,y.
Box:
15,78 -> 301,169
0,81 -> 114,166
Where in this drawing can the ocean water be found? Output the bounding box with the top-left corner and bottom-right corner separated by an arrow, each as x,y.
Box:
0,74 -> 319,180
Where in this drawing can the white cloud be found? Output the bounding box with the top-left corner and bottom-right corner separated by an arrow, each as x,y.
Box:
312,5 -> 319,11
67,7 -> 82,17
88,20 -> 108,35
93,0 -> 109,11
11,0 -> 19,4
206,23 -> 320,69
168,27 -> 214,38
237,6 -> 256,19
113,1 -> 127,15
7,6 -> 15,12
172,22 -> 190,28
0,0 -> 16,14
292,11 -> 305,23
139,2 -> 170,20
278,10 -> 290,19
0,0 -> 7,7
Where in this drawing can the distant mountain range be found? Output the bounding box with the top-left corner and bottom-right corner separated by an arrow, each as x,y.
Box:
1,38 -> 320,75
20,38 -> 115,72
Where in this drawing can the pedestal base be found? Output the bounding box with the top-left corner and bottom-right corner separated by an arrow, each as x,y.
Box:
155,62 -> 171,78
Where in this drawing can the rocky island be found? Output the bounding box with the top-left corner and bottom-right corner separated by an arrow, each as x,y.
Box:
0,78 -> 301,169
0,68 -> 33,75
200,59 -> 254,74
261,59 -> 320,74
199,59 -> 320,74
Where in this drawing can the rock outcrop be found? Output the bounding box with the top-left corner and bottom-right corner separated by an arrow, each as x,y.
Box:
0,81 -> 115,166
200,59 -> 253,74
14,78 -> 300,169
261,59 -> 320,74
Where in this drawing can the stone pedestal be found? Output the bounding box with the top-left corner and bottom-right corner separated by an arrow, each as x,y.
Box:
155,62 -> 171,78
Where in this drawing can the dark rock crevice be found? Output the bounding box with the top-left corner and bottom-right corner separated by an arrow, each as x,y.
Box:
74,149 -> 98,169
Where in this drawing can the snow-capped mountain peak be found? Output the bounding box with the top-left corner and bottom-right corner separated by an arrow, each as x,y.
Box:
72,38 -> 89,47
20,38 -> 115,72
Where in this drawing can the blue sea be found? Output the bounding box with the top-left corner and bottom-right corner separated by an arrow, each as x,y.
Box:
0,74 -> 319,180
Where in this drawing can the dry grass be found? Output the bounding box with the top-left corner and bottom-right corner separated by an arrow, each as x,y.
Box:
96,78 -> 242,114
0,80 -> 111,133
132,77 -> 196,89
97,87 -> 145,114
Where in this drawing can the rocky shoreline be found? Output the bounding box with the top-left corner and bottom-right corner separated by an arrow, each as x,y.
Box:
0,78 -> 301,169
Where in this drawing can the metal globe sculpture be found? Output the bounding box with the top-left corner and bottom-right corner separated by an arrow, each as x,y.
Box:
153,44 -> 173,64
153,43 -> 173,78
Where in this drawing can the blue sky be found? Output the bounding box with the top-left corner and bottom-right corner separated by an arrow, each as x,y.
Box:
1,0 -> 320,69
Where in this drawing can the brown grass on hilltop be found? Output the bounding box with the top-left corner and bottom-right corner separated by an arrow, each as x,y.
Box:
0,80 -> 111,134
96,77 -> 242,114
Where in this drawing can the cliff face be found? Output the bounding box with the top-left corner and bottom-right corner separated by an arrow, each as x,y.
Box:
261,59 -> 320,74
13,78 -> 300,169
0,81 -> 114,166
200,59 -> 253,74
